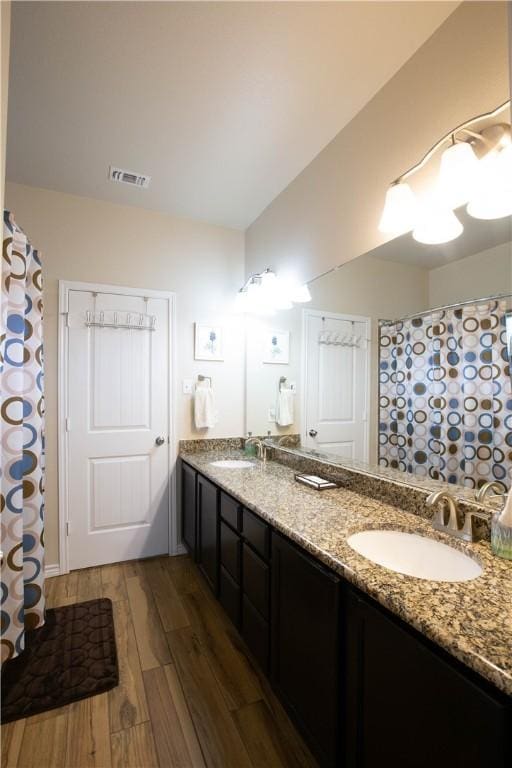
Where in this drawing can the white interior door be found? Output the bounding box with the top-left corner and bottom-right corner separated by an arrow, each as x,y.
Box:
65,288 -> 170,570
303,311 -> 369,460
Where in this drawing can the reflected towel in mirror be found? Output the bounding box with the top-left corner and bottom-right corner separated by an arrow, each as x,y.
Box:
276,388 -> 294,426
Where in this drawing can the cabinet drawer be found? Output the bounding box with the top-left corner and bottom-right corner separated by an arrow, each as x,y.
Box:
242,595 -> 269,674
243,508 -> 270,560
220,520 -> 241,583
220,492 -> 242,531
219,566 -> 241,628
243,543 -> 269,620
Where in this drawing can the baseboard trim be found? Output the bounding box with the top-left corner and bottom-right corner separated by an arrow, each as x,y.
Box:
175,543 -> 187,555
45,563 -> 61,579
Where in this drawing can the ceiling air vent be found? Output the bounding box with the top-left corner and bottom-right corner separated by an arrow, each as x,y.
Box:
108,166 -> 151,189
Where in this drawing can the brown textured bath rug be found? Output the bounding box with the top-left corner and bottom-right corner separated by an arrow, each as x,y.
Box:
1,598 -> 118,723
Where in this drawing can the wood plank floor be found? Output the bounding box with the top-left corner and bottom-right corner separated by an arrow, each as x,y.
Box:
1,555 -> 318,768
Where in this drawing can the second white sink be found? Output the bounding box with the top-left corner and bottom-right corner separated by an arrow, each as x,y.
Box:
347,530 -> 482,582
210,459 -> 255,469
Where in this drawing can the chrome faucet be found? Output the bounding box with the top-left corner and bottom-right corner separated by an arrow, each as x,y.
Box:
426,489 -> 491,543
426,490 -> 460,533
245,437 -> 269,463
475,481 -> 506,505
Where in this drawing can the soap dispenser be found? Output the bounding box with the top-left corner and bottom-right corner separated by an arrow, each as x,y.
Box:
491,488 -> 512,561
244,432 -> 256,458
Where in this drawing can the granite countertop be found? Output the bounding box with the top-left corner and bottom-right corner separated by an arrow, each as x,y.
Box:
181,448 -> 512,697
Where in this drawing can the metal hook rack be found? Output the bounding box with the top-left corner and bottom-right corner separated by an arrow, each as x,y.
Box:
85,310 -> 156,331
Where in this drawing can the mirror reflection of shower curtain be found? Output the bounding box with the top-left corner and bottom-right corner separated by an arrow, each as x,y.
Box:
379,298 -> 512,492
1,210 -> 46,662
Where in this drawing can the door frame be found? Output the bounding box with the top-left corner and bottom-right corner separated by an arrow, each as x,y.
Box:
300,308 -> 371,462
58,280 -> 177,575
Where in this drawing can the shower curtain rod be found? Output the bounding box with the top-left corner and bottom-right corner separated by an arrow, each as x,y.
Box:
379,291 -> 512,327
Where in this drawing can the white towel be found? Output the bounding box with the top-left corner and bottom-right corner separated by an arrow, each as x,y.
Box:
194,383 -> 218,429
276,388 -> 294,427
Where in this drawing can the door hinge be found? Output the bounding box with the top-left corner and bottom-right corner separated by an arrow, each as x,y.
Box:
66,522 -> 70,536
66,417 -> 71,432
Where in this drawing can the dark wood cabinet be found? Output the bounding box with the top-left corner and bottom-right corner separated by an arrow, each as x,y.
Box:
345,585 -> 512,768
242,543 -> 269,620
242,595 -> 269,672
219,566 -> 241,628
220,520 -> 242,583
197,474 -> 219,594
183,467 -> 511,768
181,462 -> 197,558
271,532 -> 341,768
243,507 -> 270,559
220,492 -> 242,531
240,540 -> 271,674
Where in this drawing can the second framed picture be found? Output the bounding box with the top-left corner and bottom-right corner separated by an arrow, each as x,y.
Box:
262,329 -> 290,364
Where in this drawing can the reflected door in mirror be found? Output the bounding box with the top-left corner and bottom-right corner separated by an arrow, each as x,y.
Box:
303,311 -> 369,460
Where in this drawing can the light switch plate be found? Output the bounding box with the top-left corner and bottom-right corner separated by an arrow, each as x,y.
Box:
183,379 -> 194,394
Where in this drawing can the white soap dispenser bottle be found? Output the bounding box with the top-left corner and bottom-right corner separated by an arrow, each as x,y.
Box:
492,487 -> 512,560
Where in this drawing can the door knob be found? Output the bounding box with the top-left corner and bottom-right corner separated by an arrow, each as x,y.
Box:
155,436 -> 166,446
308,429 -> 318,438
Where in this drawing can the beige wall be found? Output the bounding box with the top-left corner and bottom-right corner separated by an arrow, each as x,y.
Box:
428,241 -> 512,308
1,1 -> 11,213
5,182 -> 245,565
245,2 -> 510,283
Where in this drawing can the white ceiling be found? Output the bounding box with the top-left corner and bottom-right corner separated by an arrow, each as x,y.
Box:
6,1 -> 458,230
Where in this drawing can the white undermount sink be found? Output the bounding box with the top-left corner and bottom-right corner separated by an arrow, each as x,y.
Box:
346,530 -> 482,582
210,459 -> 255,469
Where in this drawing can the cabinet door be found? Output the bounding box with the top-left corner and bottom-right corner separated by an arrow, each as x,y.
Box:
242,595 -> 269,673
243,543 -> 269,620
181,462 -> 197,558
220,520 -> 241,583
345,586 -> 512,768
197,474 -> 219,594
271,532 -> 341,768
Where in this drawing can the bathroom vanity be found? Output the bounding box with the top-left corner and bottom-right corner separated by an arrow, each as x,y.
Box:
180,449 -> 511,768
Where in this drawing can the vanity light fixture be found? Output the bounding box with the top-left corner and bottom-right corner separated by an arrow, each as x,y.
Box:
412,198 -> 463,245
379,99 -> 511,244
235,268 -> 311,314
467,141 -> 512,220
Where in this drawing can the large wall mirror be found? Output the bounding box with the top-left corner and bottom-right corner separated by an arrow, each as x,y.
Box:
245,30 -> 511,498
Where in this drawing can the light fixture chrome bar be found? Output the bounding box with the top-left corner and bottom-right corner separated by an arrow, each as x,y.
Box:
237,267 -> 273,293
379,291 -> 512,327
395,99 -> 510,184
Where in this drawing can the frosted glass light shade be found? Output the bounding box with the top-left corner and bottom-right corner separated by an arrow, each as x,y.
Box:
467,144 -> 512,220
291,283 -> 312,303
412,201 -> 463,245
378,182 -> 417,235
438,141 -> 479,208
234,290 -> 248,313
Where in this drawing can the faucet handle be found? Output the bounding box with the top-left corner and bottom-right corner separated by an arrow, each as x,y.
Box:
461,508 -> 492,542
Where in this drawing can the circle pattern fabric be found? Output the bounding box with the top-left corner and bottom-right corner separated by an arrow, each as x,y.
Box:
1,210 -> 46,663
379,300 -> 511,492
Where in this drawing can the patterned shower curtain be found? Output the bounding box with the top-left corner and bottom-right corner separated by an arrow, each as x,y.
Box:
1,210 -> 45,662
379,299 -> 512,492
